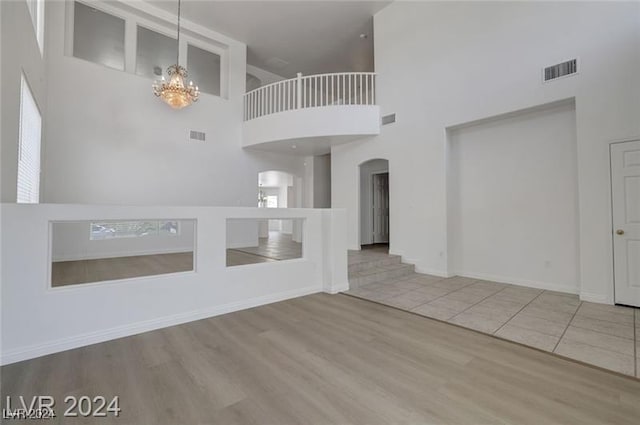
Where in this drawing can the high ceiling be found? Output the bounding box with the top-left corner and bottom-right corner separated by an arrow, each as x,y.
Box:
148,1 -> 390,78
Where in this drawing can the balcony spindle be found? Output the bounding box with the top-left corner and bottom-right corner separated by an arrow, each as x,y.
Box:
243,72 -> 376,121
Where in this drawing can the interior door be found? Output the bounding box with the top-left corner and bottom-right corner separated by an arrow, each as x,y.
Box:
612,140 -> 640,307
372,173 -> 389,244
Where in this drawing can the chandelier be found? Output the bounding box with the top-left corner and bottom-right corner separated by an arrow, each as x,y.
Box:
258,184 -> 267,207
152,0 -> 199,109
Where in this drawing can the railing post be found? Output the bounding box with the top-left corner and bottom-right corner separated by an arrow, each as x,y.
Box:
296,72 -> 302,109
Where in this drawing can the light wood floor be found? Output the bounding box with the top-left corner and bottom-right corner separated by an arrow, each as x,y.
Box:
51,252 -> 194,287
2,294 -> 639,424
227,231 -> 302,266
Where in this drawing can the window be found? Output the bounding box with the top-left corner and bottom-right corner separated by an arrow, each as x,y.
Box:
26,0 -> 45,53
90,220 -> 180,240
68,2 -> 226,96
136,26 -> 176,79
17,74 -> 42,204
187,44 -> 221,96
73,1 -> 125,70
266,196 -> 278,208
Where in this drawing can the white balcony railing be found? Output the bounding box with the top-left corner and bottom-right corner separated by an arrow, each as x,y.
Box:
244,72 -> 376,121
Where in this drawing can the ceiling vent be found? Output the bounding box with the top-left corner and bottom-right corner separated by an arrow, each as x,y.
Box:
381,113 -> 396,125
543,59 -> 578,82
189,130 -> 206,142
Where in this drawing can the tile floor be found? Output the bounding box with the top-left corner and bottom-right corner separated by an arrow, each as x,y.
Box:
345,249 -> 639,378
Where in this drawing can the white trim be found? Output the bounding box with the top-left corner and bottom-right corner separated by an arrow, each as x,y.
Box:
452,270 -> 579,294
0,285 -> 319,366
370,170 -> 389,244
580,291 -> 612,305
414,266 -> 455,278
324,283 -> 349,295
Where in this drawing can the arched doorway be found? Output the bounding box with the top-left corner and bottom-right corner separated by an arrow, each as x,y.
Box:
257,170 -> 302,241
359,159 -> 389,249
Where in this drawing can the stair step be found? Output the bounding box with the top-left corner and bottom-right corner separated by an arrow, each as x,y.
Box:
348,263 -> 415,288
348,254 -> 402,273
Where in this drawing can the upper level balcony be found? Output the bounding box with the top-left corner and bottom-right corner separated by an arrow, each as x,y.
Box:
243,72 -> 380,155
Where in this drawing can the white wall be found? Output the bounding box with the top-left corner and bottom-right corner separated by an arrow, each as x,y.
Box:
313,154 -> 331,208
52,220 -> 196,261
303,156 -> 315,208
0,204 -> 348,365
332,1 -> 640,302
246,64 -> 285,88
359,158 -> 388,245
227,219 -> 259,248
39,1 -> 304,206
449,101 -> 579,293
1,0 -> 47,202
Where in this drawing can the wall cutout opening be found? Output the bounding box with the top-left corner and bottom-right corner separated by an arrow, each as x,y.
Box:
359,159 -> 389,249
447,99 -> 579,292
226,218 -> 303,267
50,219 -> 196,287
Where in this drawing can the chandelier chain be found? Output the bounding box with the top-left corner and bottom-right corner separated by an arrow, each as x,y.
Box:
152,0 -> 199,109
176,0 -> 181,65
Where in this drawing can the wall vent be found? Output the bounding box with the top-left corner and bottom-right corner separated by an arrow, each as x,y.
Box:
382,113 -> 396,125
543,59 -> 578,82
189,130 -> 206,142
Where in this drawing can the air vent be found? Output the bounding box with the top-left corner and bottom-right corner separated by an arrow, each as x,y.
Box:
189,130 -> 206,142
543,59 -> 578,82
382,113 -> 396,125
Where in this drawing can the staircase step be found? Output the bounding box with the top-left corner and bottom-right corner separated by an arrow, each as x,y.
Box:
348,253 -> 402,274
349,262 -> 415,288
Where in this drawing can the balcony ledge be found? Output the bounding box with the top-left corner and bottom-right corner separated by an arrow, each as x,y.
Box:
242,105 -> 380,155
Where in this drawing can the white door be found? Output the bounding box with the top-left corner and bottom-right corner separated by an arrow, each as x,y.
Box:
372,173 -> 389,243
612,140 -> 640,307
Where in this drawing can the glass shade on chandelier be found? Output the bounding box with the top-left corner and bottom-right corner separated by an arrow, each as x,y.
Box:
152,64 -> 199,109
151,0 -> 198,109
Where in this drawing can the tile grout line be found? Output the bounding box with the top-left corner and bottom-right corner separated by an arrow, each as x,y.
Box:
406,279 -> 481,313
446,285 -> 511,321
552,300 -> 583,353
492,289 -> 547,336
375,277 -> 466,306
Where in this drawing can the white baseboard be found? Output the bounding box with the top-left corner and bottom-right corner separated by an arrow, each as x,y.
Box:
579,291 -> 612,305
53,247 -> 193,262
0,285 -> 319,366
452,270 -> 579,294
393,255 -> 453,278
325,283 -> 349,294
226,241 -> 259,250
414,266 -> 454,278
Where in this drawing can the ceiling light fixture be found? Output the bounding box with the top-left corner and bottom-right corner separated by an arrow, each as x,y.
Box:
152,0 -> 199,109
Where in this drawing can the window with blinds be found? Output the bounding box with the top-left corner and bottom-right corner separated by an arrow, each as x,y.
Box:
25,0 -> 44,53
17,74 -> 42,204
89,220 -> 180,240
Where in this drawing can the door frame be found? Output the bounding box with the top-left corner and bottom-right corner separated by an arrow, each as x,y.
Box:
609,139 -> 640,306
370,171 -> 390,245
